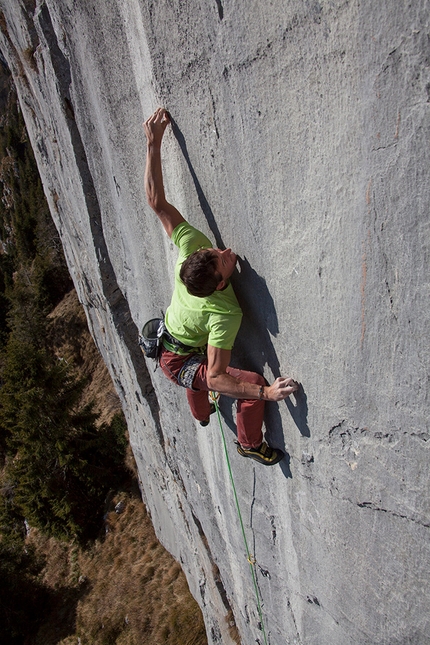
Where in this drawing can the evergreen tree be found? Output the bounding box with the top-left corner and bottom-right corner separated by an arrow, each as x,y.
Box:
0,331 -> 128,542
0,66 -> 131,642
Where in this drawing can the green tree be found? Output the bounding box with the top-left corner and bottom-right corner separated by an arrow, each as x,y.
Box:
0,332 -> 127,542
0,67 -> 131,641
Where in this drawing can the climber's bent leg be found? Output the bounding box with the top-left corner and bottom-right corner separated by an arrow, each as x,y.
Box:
186,388 -> 212,422
226,367 -> 265,449
159,348 -> 212,421
192,363 -> 265,448
160,348 -> 266,447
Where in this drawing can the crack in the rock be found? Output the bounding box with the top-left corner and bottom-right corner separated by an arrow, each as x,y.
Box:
214,0 -> 223,21
190,511 -> 237,619
295,464 -> 430,530
372,141 -> 398,151
357,501 -> 430,529
286,598 -> 304,645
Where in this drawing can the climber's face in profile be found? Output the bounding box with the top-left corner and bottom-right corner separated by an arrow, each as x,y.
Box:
213,247 -> 237,284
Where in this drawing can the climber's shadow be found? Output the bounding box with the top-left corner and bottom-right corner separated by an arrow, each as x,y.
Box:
285,384 -> 310,437
171,118 -> 224,249
232,259 -> 309,430
172,119 -> 309,475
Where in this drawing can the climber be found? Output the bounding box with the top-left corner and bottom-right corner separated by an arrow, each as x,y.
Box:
143,107 -> 298,466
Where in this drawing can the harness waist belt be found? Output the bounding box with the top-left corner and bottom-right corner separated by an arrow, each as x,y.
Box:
163,328 -> 206,355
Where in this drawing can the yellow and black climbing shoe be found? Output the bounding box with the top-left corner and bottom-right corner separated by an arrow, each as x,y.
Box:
236,441 -> 285,466
199,403 -> 216,427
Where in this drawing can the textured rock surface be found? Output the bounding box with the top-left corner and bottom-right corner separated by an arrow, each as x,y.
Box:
1,1 -> 429,643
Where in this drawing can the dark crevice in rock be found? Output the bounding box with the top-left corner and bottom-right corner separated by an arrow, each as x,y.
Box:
169,463 -> 187,495
357,502 -> 430,529
21,1 -> 39,54
215,0 -> 223,21
36,3 -> 166,453
409,431 -> 429,442
306,594 -> 320,606
191,511 -> 235,615
286,598 -> 303,644
328,421 -> 428,448
269,516 -> 277,545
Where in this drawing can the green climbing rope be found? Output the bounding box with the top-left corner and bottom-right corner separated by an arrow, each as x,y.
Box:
210,392 -> 269,645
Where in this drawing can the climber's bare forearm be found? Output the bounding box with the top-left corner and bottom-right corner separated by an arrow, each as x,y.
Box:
206,346 -> 298,401
143,109 -> 185,237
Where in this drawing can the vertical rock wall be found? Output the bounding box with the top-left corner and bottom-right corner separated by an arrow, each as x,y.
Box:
0,1 -> 428,643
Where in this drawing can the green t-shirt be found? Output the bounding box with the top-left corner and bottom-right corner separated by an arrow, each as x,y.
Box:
164,222 -> 242,350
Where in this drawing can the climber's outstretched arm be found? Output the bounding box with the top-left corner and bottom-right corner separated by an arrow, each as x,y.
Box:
144,108 -> 185,238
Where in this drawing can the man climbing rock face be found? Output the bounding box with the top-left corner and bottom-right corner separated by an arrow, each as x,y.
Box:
143,107 -> 298,466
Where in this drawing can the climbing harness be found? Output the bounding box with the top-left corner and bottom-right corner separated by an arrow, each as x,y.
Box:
209,392 -> 269,645
139,317 -> 205,363
177,353 -> 206,389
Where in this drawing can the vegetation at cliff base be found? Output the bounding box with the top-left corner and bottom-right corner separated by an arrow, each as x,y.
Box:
0,72 -> 127,641
0,68 -> 207,645
0,74 -> 128,547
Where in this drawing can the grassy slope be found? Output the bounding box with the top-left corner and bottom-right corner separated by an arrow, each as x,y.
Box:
31,289 -> 208,645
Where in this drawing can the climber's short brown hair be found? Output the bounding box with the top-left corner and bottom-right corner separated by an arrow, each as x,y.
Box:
179,249 -> 222,297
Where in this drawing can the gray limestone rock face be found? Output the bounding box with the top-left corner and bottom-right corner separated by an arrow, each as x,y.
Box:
0,1 -> 428,644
